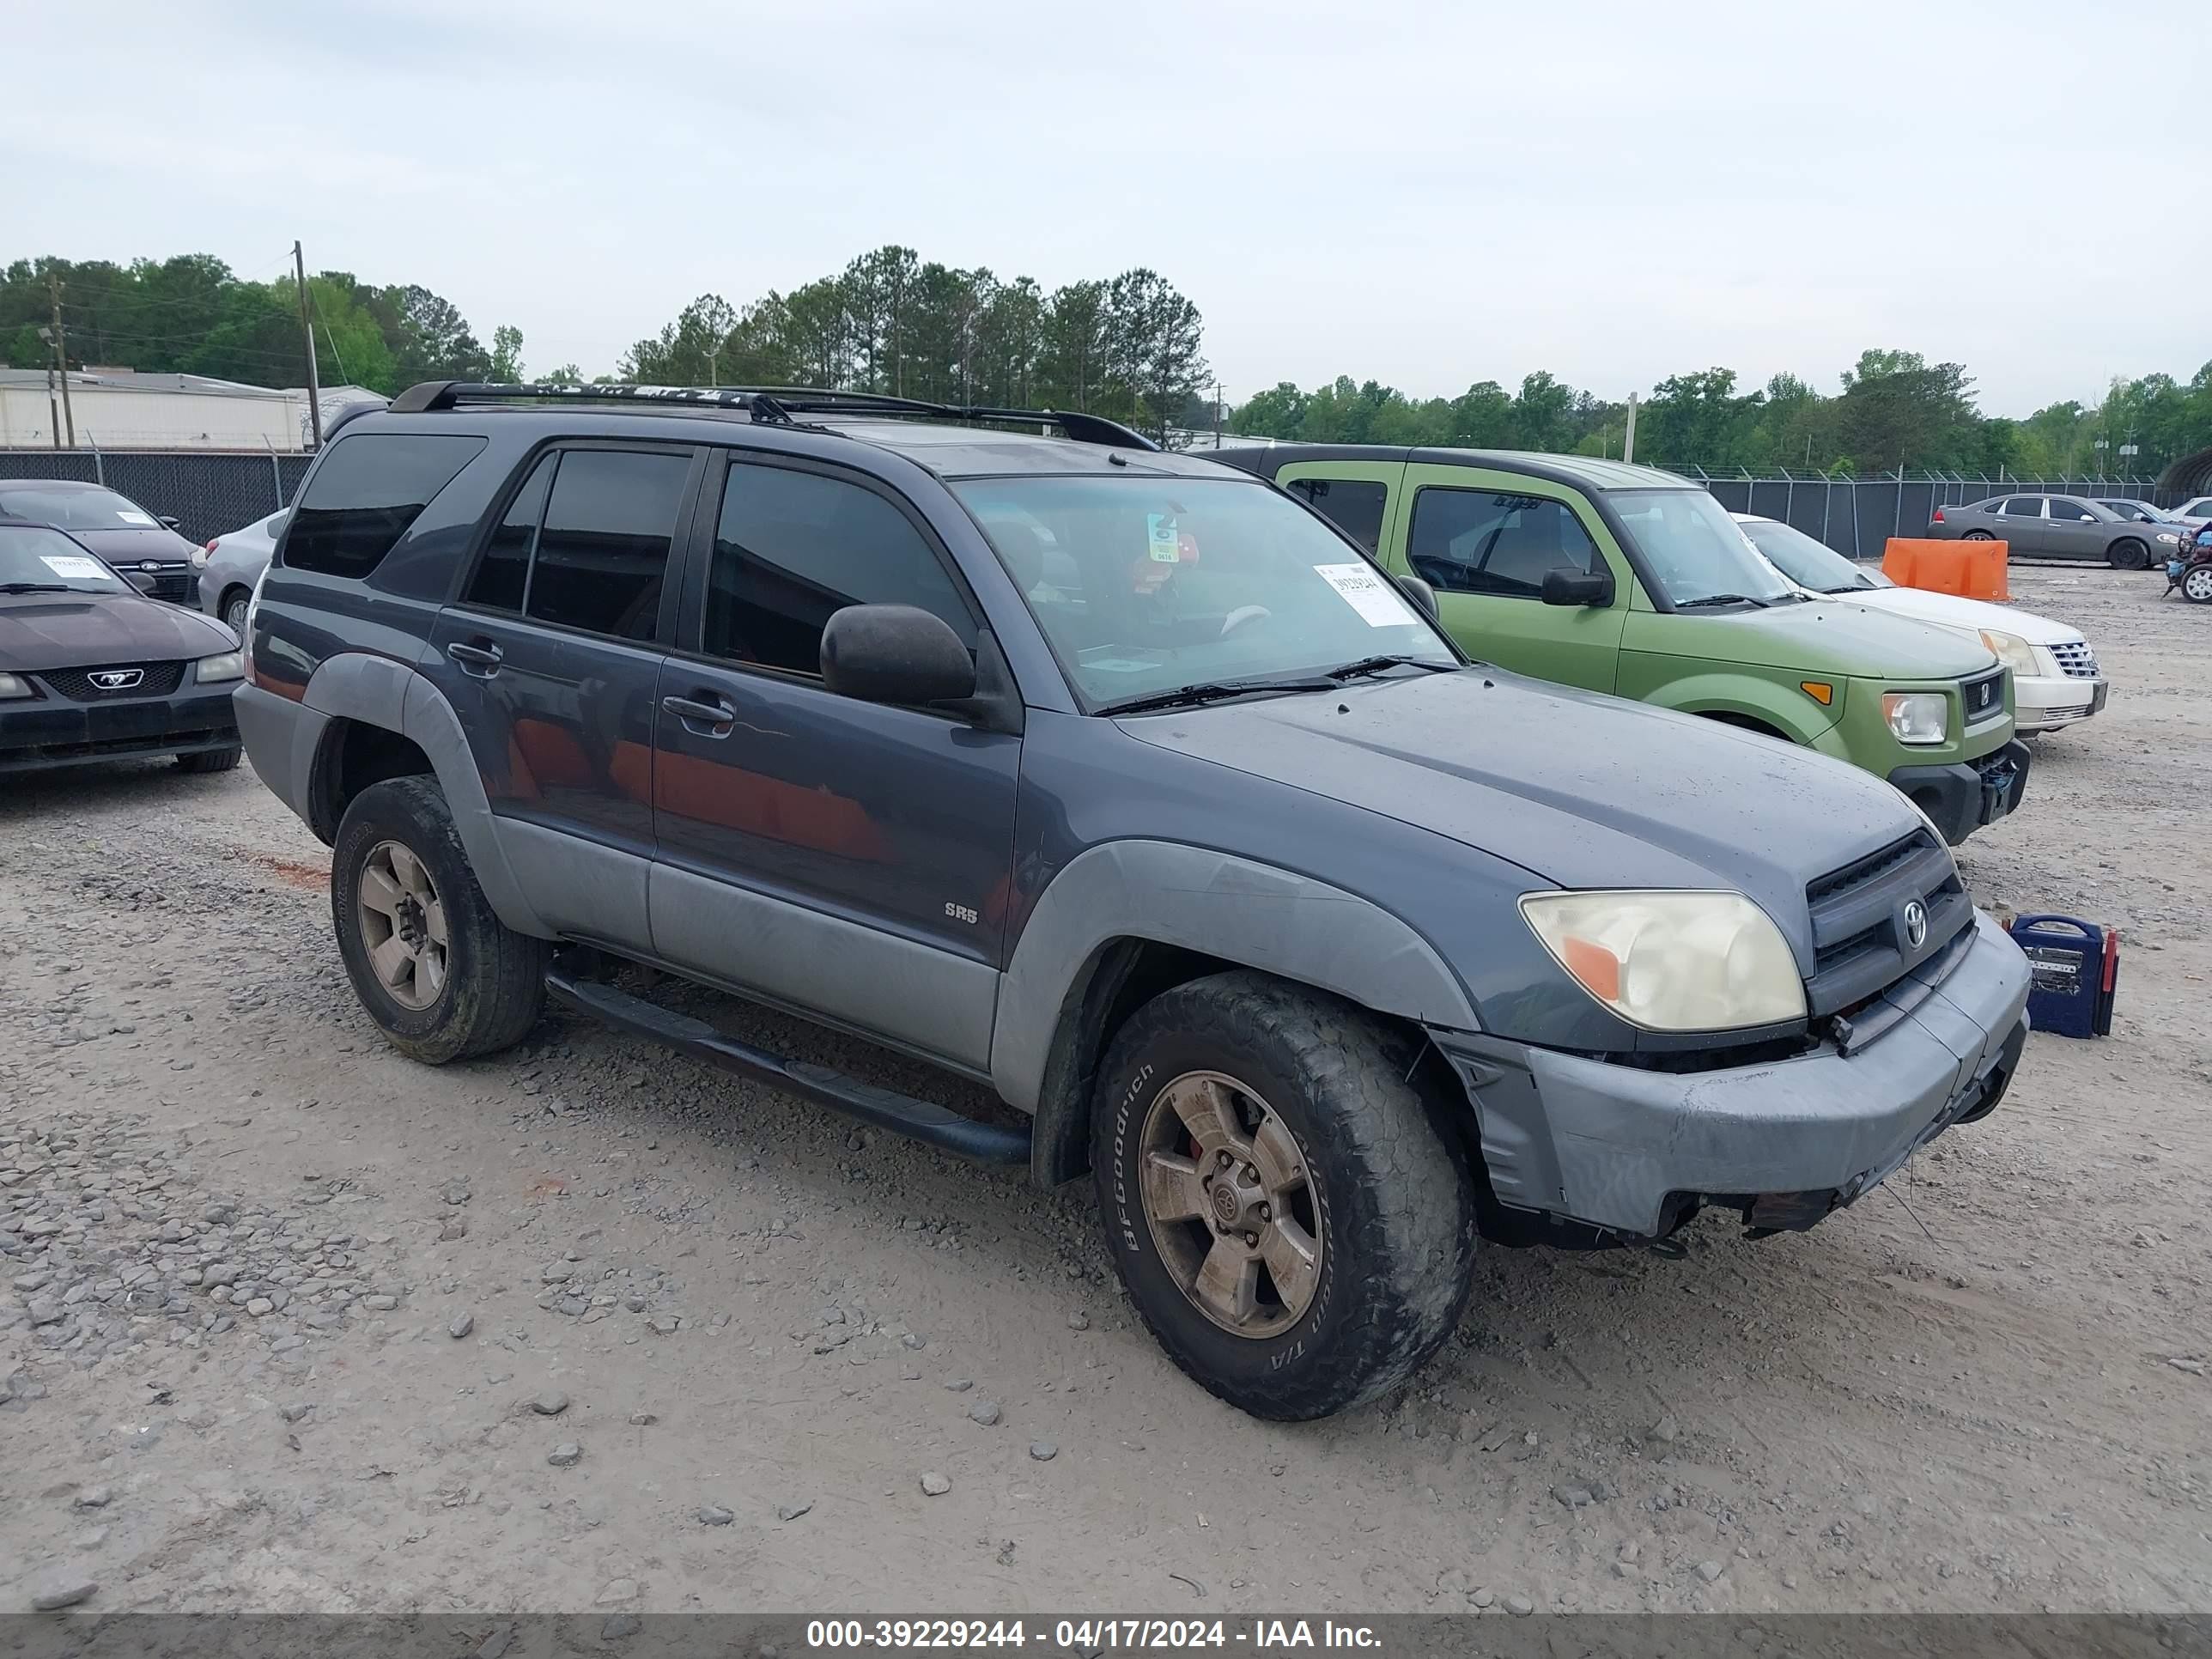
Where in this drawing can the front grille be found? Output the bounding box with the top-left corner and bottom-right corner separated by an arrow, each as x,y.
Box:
1804,830 -> 1971,1016
38,661 -> 187,701
1962,669 -> 2005,722
2048,639 -> 2100,679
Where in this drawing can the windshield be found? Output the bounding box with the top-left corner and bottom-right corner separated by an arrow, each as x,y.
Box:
953,476 -> 1456,711
1607,489 -> 1798,606
0,484 -> 161,531
1739,518 -> 1888,594
0,525 -> 129,593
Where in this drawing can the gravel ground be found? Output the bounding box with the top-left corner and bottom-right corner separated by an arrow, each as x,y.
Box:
2,564 -> 2207,1618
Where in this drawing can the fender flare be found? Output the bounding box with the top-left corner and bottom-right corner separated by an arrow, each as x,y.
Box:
994,841 -> 1480,1179
1638,672 -> 1836,746
303,654 -> 554,939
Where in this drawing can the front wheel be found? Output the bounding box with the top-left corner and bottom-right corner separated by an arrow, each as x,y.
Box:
331,775 -> 550,1063
2183,564 -> 2212,605
2108,538 -> 2149,572
176,745 -> 243,775
1091,972 -> 1476,1419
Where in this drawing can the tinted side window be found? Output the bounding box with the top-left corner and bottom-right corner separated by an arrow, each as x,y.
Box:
706,464 -> 975,677
284,434 -> 485,578
465,453 -> 555,612
2001,497 -> 2042,517
2049,498 -> 2094,522
1286,477 -> 1388,552
1408,489 -> 1601,599
522,450 -> 691,641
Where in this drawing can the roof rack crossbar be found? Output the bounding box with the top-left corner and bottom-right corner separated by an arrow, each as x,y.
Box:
386,381 -> 1161,451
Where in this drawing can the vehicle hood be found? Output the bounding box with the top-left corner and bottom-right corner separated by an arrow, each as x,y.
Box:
63,526 -> 198,565
0,591 -> 235,671
1116,670 -> 1927,952
1644,599 -> 1996,679
1849,585 -> 2082,647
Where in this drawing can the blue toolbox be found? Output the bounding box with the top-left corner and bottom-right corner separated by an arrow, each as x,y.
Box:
2007,914 -> 2118,1039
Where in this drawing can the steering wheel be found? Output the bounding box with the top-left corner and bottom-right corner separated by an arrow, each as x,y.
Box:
1219,605 -> 1272,637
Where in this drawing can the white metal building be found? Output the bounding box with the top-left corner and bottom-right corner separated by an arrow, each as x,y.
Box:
0,369 -> 385,452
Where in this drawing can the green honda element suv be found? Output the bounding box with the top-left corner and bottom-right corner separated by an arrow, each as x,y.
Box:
1209,446 -> 2029,845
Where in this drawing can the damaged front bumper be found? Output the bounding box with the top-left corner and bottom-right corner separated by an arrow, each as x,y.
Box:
1435,910 -> 2033,1240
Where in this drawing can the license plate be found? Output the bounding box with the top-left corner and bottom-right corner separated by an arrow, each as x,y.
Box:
1982,769 -> 2017,822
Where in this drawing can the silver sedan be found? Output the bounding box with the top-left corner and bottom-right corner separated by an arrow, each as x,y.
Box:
194,509 -> 287,635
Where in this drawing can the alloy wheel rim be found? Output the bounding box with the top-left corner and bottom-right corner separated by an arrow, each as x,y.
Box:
1136,1070 -> 1322,1339
356,839 -> 449,1011
2185,568 -> 2212,601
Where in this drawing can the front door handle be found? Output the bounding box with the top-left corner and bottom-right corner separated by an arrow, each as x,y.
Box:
447,640 -> 502,673
662,692 -> 737,732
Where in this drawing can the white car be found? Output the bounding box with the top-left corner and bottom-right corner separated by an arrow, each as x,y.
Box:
1734,513 -> 2109,735
2169,496 -> 2212,528
193,508 -> 287,636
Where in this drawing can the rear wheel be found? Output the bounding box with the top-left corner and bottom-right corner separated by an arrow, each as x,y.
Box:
1963,529 -> 1995,541
222,590 -> 251,635
2183,565 -> 2212,605
331,775 -> 549,1063
1091,971 -> 1476,1419
2107,538 -> 2149,572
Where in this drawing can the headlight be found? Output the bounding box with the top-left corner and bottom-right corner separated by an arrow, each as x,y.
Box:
1519,890 -> 1806,1032
195,651 -> 244,684
1978,629 -> 2039,678
2156,532 -> 2180,544
1881,691 -> 1948,745
0,672 -> 33,701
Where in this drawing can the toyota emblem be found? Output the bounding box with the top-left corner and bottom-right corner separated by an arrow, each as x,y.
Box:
1903,900 -> 1929,950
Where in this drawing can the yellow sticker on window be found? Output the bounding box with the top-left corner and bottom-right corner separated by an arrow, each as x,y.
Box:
1146,513 -> 1180,562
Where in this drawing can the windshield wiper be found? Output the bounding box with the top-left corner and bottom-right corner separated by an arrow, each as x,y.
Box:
1,582 -> 73,594
1674,592 -> 1774,611
1096,676 -> 1339,717
1324,654 -> 1460,682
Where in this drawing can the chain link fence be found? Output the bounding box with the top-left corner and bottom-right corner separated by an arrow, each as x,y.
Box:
0,447 -> 311,544
1652,468 -> 2176,562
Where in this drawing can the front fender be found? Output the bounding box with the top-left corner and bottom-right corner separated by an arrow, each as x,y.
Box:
992,840 -> 1480,1121
1638,670 -> 1841,749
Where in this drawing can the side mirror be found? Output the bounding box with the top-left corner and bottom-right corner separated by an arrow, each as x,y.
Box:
1540,568 -> 1613,607
123,569 -> 159,595
820,604 -> 977,707
157,516 -> 182,532
1394,573 -> 1439,620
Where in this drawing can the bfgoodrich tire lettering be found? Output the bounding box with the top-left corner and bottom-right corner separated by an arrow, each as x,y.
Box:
1091,971 -> 1476,1419
331,775 -> 549,1064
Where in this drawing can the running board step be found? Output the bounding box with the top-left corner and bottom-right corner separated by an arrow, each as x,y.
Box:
544,968 -> 1031,1165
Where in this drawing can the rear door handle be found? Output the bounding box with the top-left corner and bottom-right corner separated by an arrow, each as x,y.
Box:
662,692 -> 737,732
447,640 -> 502,672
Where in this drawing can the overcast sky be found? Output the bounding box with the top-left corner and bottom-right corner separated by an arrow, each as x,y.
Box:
10,0 -> 2207,414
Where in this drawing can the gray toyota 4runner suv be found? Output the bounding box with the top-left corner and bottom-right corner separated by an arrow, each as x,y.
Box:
234,383 -> 2032,1420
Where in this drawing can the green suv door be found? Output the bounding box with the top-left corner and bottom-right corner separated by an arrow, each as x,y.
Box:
1229,447 -> 2032,846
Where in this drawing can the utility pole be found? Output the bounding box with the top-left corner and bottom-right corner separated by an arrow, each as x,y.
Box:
47,271 -> 76,447
1621,393 -> 1638,464
294,240 -> 324,447
1212,380 -> 1224,448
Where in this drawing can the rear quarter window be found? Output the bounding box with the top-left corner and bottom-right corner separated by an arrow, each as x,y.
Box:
283,434 -> 486,578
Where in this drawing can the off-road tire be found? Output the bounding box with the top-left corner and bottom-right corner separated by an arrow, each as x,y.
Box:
176,745 -> 244,775
1091,971 -> 1476,1419
331,775 -> 549,1064
2108,538 -> 2149,572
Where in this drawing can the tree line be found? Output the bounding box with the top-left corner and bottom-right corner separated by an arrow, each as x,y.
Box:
1231,350 -> 2212,482
0,255 -> 526,401
616,246 -> 1207,440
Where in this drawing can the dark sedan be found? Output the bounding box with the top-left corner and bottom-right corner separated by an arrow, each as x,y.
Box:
0,479 -> 202,604
0,519 -> 244,776
1926,493 -> 2185,569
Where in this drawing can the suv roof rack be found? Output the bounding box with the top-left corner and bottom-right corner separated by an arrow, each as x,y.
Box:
385,381 -> 1161,452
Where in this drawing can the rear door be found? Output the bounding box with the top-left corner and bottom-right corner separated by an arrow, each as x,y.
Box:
1994,495 -> 2048,556
428,441 -> 704,951
1392,462 -> 1627,691
645,452 -> 1018,1073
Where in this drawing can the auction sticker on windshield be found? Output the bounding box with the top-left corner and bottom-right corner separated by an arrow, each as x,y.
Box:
40,555 -> 106,579
1146,514 -> 1181,562
1316,562 -> 1419,627
116,509 -> 157,526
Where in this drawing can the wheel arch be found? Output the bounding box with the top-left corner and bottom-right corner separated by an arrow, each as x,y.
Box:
1639,673 -> 1833,746
301,654 -> 553,938
997,841 -> 1480,1188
